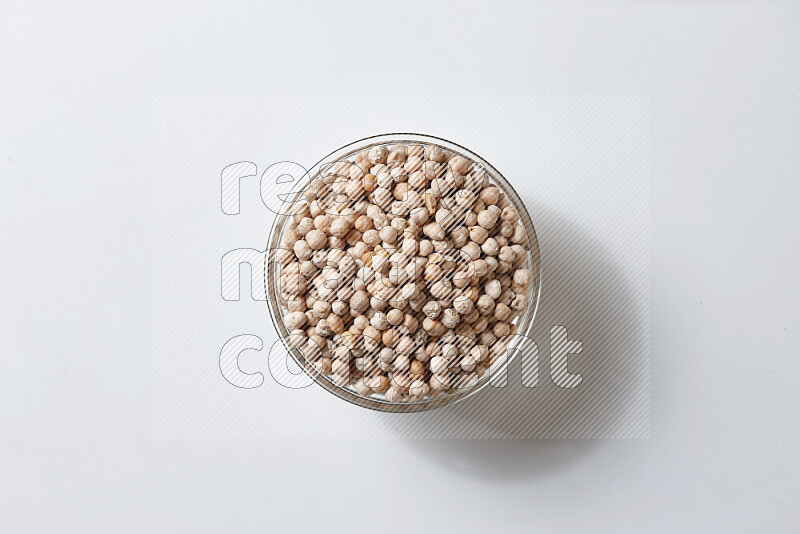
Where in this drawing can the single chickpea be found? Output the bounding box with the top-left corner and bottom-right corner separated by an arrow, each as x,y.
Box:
362,229 -> 381,247
510,293 -> 528,311
393,354 -> 410,372
422,318 -> 446,337
448,155 -> 472,175
430,373 -> 450,391
386,308 -> 403,326
461,242 -> 481,260
354,215 -> 373,233
511,224 -> 527,244
494,302 -> 512,322
331,300 -> 349,316
385,386 -> 404,402
334,345 -> 351,362
480,237 -> 498,255
453,295 -> 474,315
404,156 -> 424,174
485,279 -> 502,300
316,358 -> 333,375
430,355 -> 448,374
476,295 -> 495,315
387,145 -> 407,165
368,146 -> 389,165
353,376 -> 373,396
284,311 -> 307,330
422,301 -> 442,319
409,379 -> 429,398
370,375 -> 391,393
423,221 -> 445,241
312,300 -> 331,318
493,321 -> 511,338
293,240 -> 312,261
498,245 -> 515,263
425,144 -> 446,162
409,360 -> 426,375
380,225 -> 398,244
441,308 -> 460,329
477,209 -> 499,230
418,239 -> 434,257
479,186 -> 501,206
306,229 -> 327,251
513,268 -> 533,286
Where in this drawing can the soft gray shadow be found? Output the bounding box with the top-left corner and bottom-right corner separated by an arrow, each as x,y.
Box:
380,202 -> 649,481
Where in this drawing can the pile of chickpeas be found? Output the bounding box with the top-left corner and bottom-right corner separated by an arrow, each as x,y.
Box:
274,142 -> 532,403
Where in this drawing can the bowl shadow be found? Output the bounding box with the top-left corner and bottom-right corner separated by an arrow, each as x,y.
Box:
377,201 -> 650,480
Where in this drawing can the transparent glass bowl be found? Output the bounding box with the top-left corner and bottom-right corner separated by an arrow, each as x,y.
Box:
265,133 -> 541,413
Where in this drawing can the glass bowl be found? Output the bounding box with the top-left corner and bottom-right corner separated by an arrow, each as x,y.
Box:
265,133 -> 541,413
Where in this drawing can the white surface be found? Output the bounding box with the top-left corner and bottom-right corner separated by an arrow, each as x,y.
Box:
150,95 -> 650,439
1,1 -> 799,532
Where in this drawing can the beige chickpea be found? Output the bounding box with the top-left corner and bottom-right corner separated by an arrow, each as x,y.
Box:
429,279 -> 452,300
511,224 -> 527,244
409,379 -> 429,399
354,215 -> 373,233
418,239 -> 434,256
284,311 -> 307,330
393,354 -> 410,372
422,300 -> 442,319
312,300 -> 331,318
477,209 -> 499,230
498,245 -> 515,263
479,186 -> 501,206
331,300 -> 349,316
329,217 -> 350,238
430,373 -> 450,391
485,279 -> 502,300
481,237 -> 499,256
409,360 -> 426,376
423,221 -> 445,241
387,145 -> 407,165
385,386 -> 404,402
460,355 -> 477,372
493,321 -> 511,338
476,295 -> 495,315
368,145 -> 389,165
293,239 -> 312,261
422,318 -> 446,337
362,229 -> 380,247
381,329 -> 398,348
453,295 -> 474,315
494,302 -> 512,322
369,375 -> 390,393
353,376 -> 373,396
316,357 -> 333,375
513,268 -> 533,286
430,355 -> 448,374
404,155 -> 424,174
334,345 -> 351,362
510,293 -> 528,311
441,308 -> 460,330
448,155 -> 472,175
380,225 -> 398,244
461,242 -> 481,260
424,144 -> 446,162
386,308 -> 404,326
306,229 -> 327,251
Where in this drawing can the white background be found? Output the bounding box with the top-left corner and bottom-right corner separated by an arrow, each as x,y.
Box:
150,95 -> 650,439
1,1 -> 799,532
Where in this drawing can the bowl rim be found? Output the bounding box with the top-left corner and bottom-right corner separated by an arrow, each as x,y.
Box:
264,132 -> 542,413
